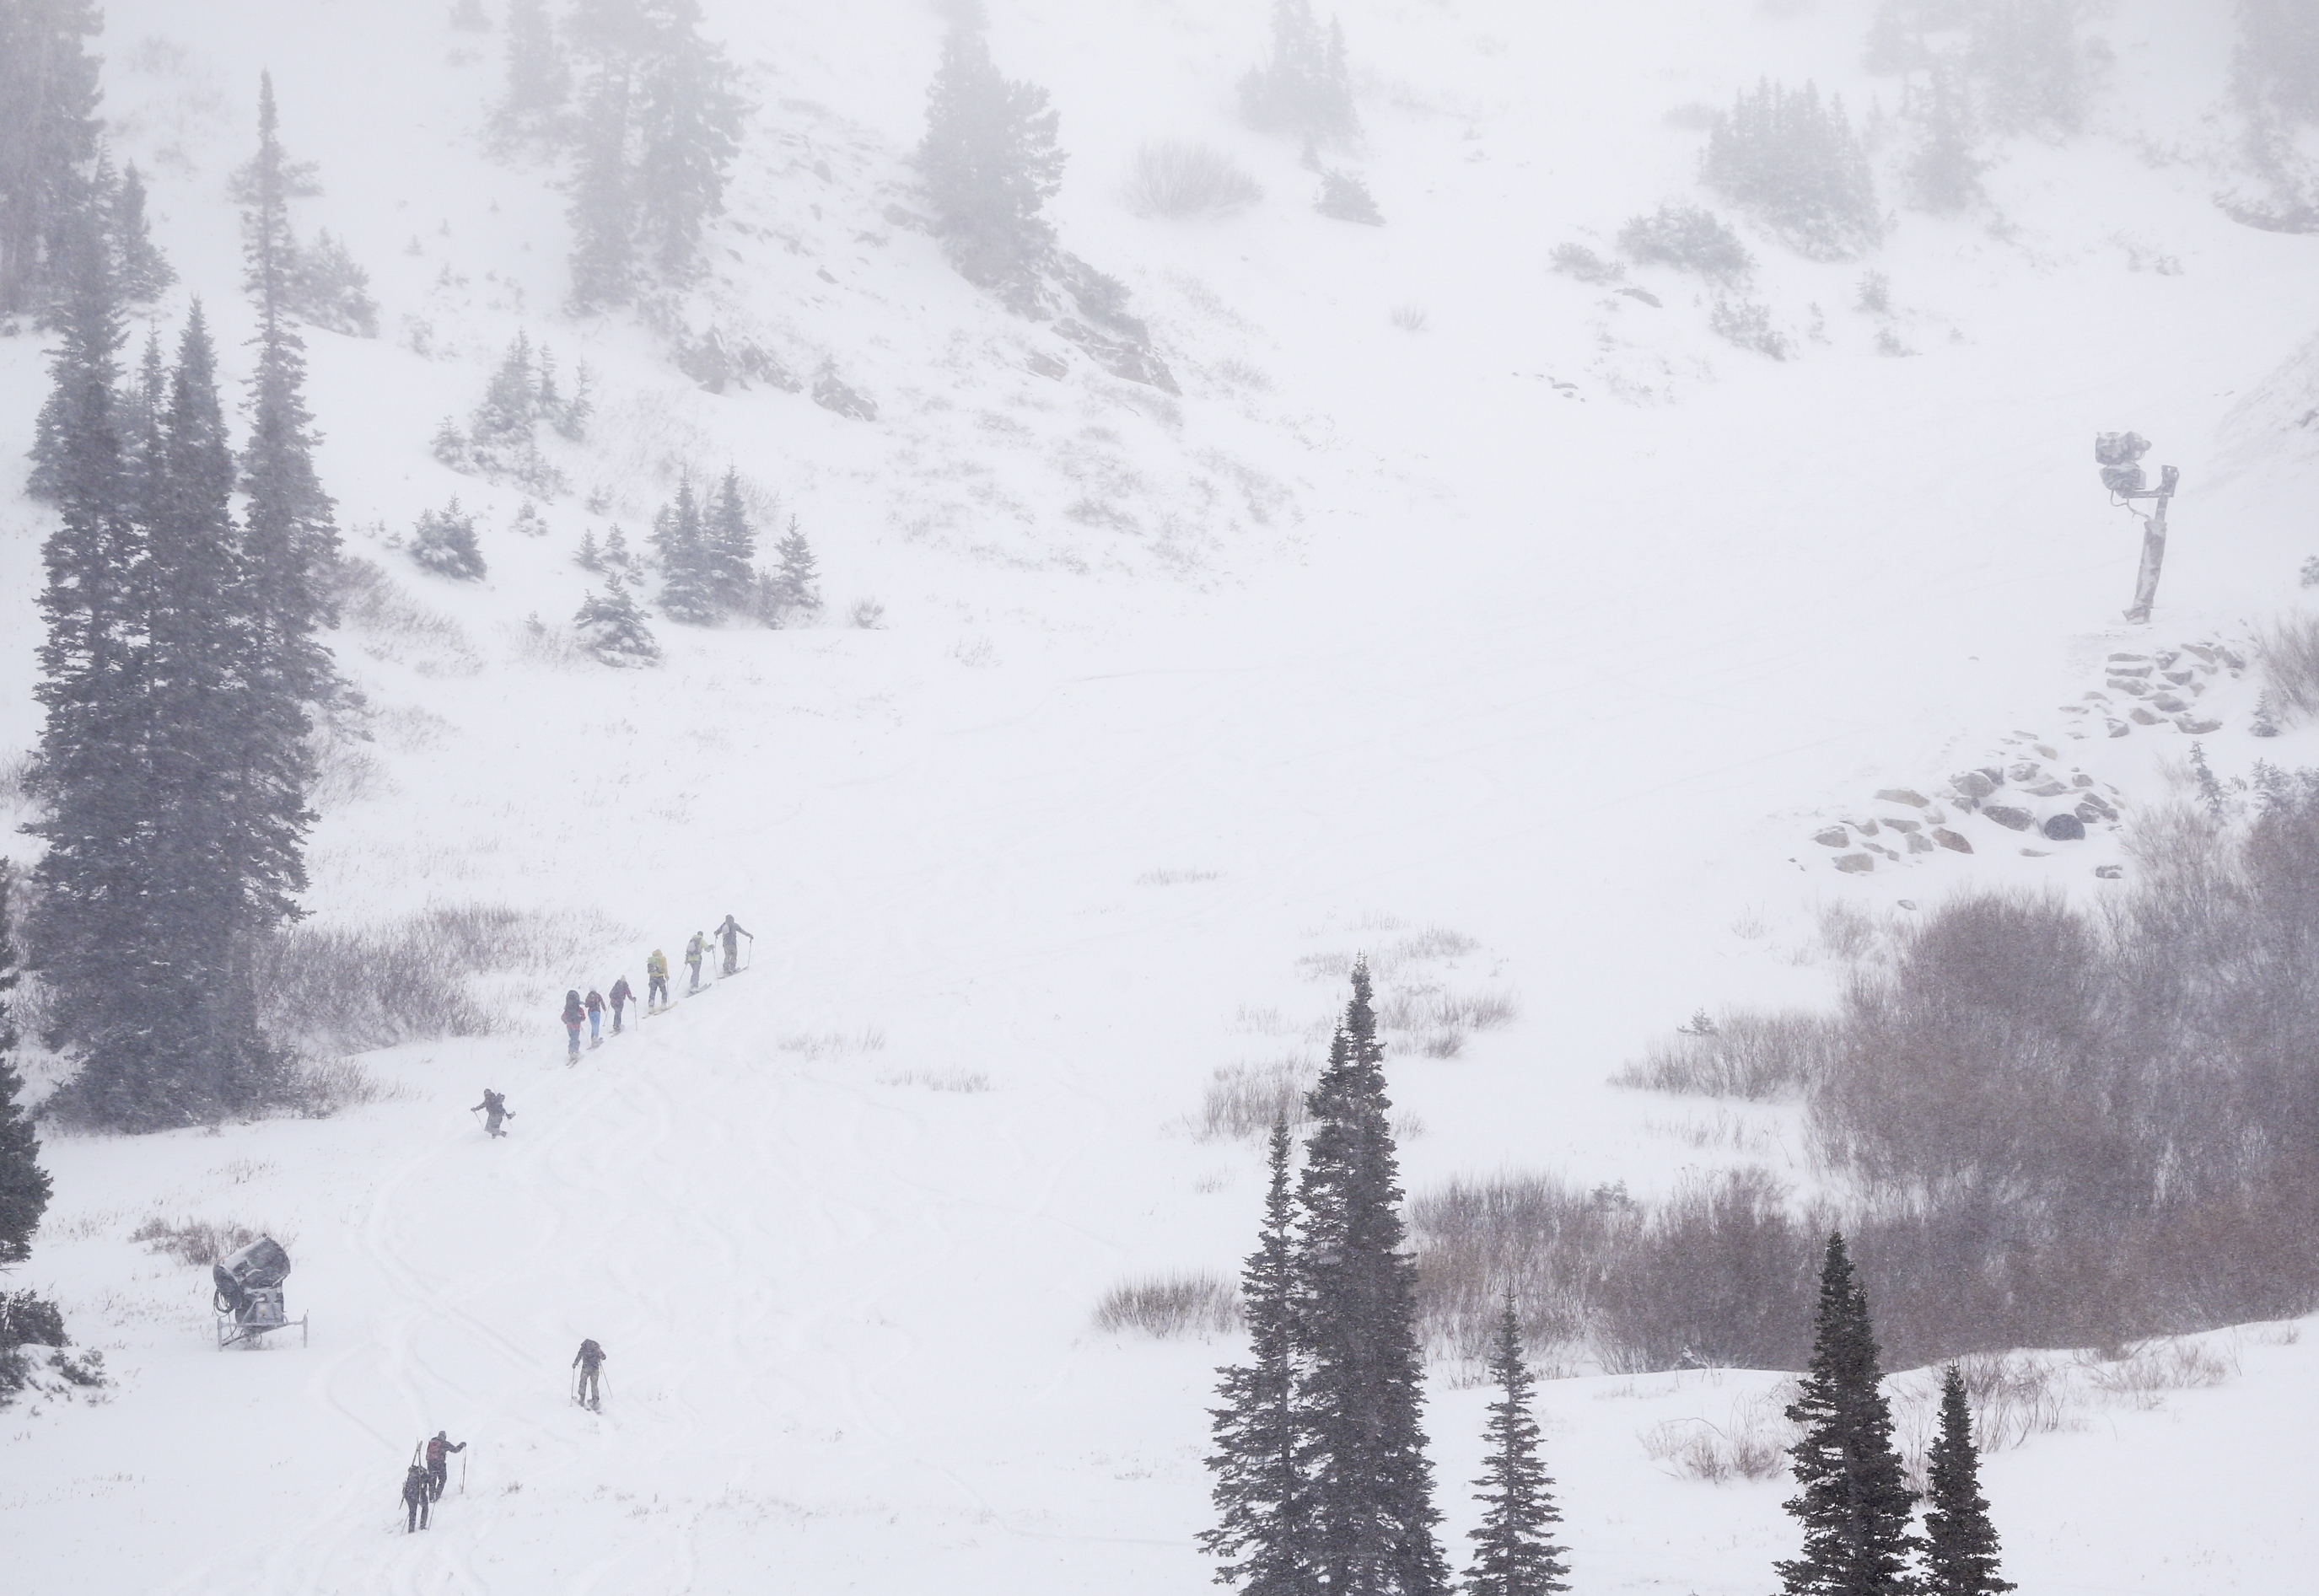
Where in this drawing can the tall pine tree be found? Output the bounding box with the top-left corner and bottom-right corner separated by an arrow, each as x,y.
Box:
1462,1294 -> 1568,1596
1203,1120 -> 1310,1596
705,468 -> 756,615
651,475 -> 718,623
1775,1233 -> 1918,1596
917,26 -> 1066,286
1920,1366 -> 2012,1596
0,0 -> 105,317
1296,962 -> 1449,1596
0,863 -> 54,1266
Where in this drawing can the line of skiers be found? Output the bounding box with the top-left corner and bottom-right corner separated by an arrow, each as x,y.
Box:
557,916 -> 751,1061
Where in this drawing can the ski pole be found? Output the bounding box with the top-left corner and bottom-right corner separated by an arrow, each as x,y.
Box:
461,1448 -> 468,1495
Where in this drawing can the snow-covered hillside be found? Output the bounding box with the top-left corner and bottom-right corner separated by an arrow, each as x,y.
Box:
5,1 -> 2319,1591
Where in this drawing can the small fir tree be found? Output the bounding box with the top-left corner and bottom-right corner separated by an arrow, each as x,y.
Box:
574,573 -> 661,665
1296,962 -> 1450,1596
1202,1120 -> 1310,1595
631,6 -> 745,277
1315,168 -> 1383,225
1903,66 -> 1981,214
1700,79 -> 1880,261
1241,2 -> 1359,143
705,468 -> 756,614
576,528 -> 602,570
651,476 -> 718,623
1463,1294 -> 1568,1596
603,521 -> 634,572
768,515 -> 821,621
288,228 -> 378,336
0,864 -> 54,1266
410,497 -> 487,580
567,59 -> 637,308
1920,1366 -> 2013,1596
917,27 -> 1067,284
1775,1233 -> 1918,1596
495,0 -> 572,142
109,161 -> 175,303
0,0 -> 104,317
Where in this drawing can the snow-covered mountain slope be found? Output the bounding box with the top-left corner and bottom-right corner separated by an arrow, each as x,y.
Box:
5,0 -> 2319,1591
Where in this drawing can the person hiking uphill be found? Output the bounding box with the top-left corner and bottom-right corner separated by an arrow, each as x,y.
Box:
424,1431 -> 466,1501
609,975 -> 634,1034
714,914 -> 751,976
684,932 -> 707,993
471,1089 -> 513,1137
573,1338 -> 607,1410
646,950 -> 670,1012
584,987 -> 605,1049
402,1461 -> 433,1532
561,989 -> 585,1061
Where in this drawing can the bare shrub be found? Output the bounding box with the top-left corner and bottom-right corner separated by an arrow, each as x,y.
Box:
1137,868 -> 1221,885
777,1028 -> 886,1057
280,1056 -> 407,1116
309,738 -> 390,808
1192,1056 -> 1316,1142
1389,304 -> 1429,331
1639,1385 -> 1797,1481
0,749 -> 33,806
1378,987 -> 1519,1037
1708,296 -> 1791,359
1410,1173 -> 1641,1365
129,1217 -> 272,1266
2257,614 -> 2319,722
1093,1271 -> 1243,1338
2082,1340 -> 2237,1408
251,904 -> 628,1051
1123,141 -> 1263,218
1550,243 -> 1622,284
1396,925 -> 1478,960
1614,1008 -> 1834,1099
880,1070 -> 992,1093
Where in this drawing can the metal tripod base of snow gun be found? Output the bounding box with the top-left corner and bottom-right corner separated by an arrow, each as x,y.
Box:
211,1237 -> 309,1350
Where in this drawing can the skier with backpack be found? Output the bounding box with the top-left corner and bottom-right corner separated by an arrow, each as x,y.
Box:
573,1338 -> 607,1410
424,1431 -> 467,1501
471,1089 -> 513,1137
714,914 -> 751,976
646,950 -> 670,1011
584,987 -> 605,1049
401,1460 -> 433,1532
684,932 -> 706,993
561,990 -> 585,1061
609,975 -> 634,1034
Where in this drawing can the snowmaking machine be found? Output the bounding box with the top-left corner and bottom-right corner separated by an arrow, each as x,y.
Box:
212,1236 -> 308,1349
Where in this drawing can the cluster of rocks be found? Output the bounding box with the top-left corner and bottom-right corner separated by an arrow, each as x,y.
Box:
2058,642 -> 2236,739
1811,746 -> 2128,875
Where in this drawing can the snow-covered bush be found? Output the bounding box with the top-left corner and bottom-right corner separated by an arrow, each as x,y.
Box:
1613,1008 -> 1836,1099
1708,296 -> 1793,360
1315,168 -> 1382,225
2257,613 -> 2319,720
1700,79 -> 1880,261
1122,141 -> 1263,218
1550,242 -> 1623,283
574,577 -> 662,667
432,333 -> 588,495
287,229 -> 379,336
408,499 -> 487,581
1617,203 -> 1753,281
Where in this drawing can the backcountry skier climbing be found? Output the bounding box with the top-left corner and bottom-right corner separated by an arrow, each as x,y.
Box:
685,932 -> 706,993
402,1461 -> 433,1532
714,914 -> 751,976
561,990 -> 585,1061
424,1431 -> 466,1501
609,975 -> 633,1034
573,1338 -> 607,1410
646,950 -> 670,1011
584,987 -> 605,1049
471,1089 -> 513,1137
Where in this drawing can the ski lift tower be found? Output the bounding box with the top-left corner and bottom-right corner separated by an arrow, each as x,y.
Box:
2096,431 -> 2180,624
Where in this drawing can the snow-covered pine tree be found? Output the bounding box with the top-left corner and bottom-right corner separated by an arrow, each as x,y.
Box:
1775,1233 -> 1918,1596
242,252 -> 343,717
288,228 -> 378,337
1967,0 -> 2084,136
631,0 -> 745,277
1296,962 -> 1450,1596
917,26 -> 1067,286
1202,1120 -> 1310,1596
411,497 -> 487,581
706,469 -> 756,615
0,863 -> 53,1266
575,573 -> 662,665
472,331 -> 541,453
651,476 -> 718,623
494,0 -> 572,143
768,515 -> 821,621
1701,79 -> 1880,261
1463,1294 -> 1568,1596
1240,0 -> 1358,144
603,521 -> 634,572
0,0 -> 104,318
238,73 -> 376,336
1315,168 -> 1382,225
1903,66 -> 1980,214
110,162 -> 175,302
567,51 -> 637,309
576,528 -> 602,569
1920,1366 -> 2013,1596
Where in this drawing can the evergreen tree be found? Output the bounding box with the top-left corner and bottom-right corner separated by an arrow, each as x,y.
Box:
242,271 -> 342,718
410,497 -> 487,581
110,162 -> 175,302
1462,1294 -> 1568,1596
632,2 -> 745,277
567,56 -> 637,309
238,73 -> 375,336
1296,962 -> 1450,1596
705,468 -> 756,615
1701,80 -> 1880,261
287,228 -> 378,337
767,515 -> 821,621
1775,1233 -> 1918,1596
1202,1120 -> 1310,1595
576,527 -> 602,570
1240,1 -> 1359,144
574,572 -> 662,665
473,331 -> 541,451
917,26 -> 1067,285
1903,66 -> 1981,214
603,521 -> 634,572
651,475 -> 718,623
0,863 -> 54,1266
2239,0 -> 2319,125
0,0 -> 105,318
494,0 -> 572,142
1920,1367 -> 2012,1596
